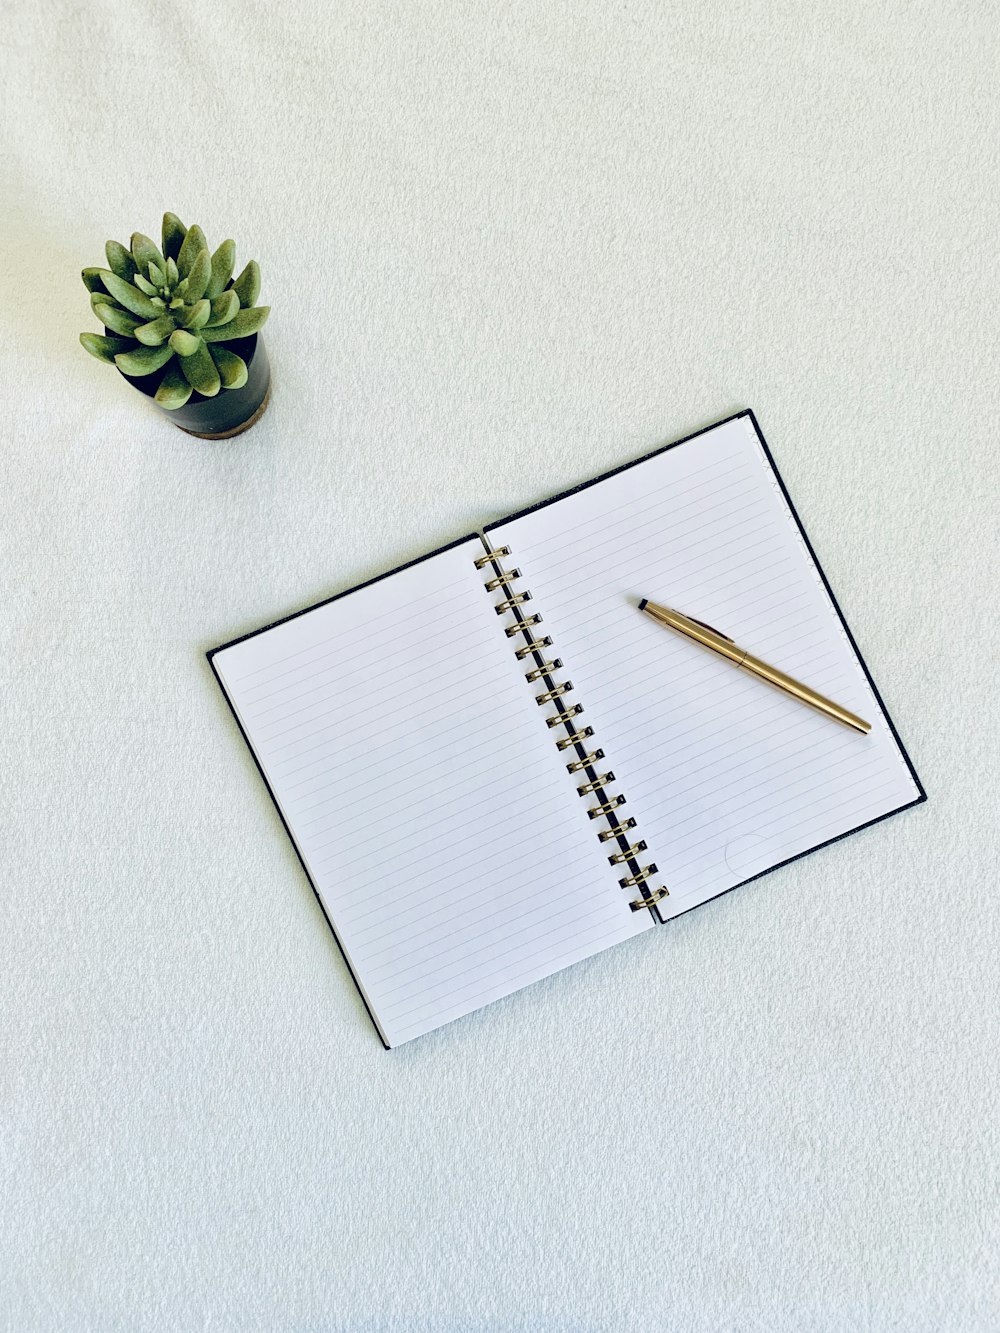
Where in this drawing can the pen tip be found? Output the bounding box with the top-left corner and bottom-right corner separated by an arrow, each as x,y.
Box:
638,598 -> 648,611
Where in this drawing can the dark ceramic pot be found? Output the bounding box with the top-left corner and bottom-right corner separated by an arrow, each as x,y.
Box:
116,333 -> 271,438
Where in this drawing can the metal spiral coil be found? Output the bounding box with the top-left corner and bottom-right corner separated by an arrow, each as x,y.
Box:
476,541 -> 669,914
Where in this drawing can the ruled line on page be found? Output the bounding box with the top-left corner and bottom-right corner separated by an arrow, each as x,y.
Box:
356,855 -> 614,965
346,840 -> 604,957
659,747 -> 900,846
619,694 -> 851,794
541,521 -> 782,620
531,479 -> 765,584
518,449 -> 751,560
247,635 -> 490,739
391,915 -> 643,1039
663,777 -> 907,897
291,725 -> 530,822
239,606 -> 490,717
374,897 -> 636,1006
225,573 -> 469,688
258,647 -> 529,762
312,770 -> 565,878
296,731 -> 530,834
349,838 -> 600,955
277,705 -> 522,799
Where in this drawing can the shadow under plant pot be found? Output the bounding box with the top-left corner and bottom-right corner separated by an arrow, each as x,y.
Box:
118,333 -> 271,439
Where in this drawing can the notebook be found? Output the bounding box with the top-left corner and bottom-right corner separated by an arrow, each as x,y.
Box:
208,411 -> 924,1047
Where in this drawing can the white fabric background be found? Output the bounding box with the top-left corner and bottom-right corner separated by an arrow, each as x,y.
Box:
2,3 -> 998,1329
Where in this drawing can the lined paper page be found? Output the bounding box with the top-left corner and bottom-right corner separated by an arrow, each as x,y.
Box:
211,537 -> 650,1046
489,416 -> 922,919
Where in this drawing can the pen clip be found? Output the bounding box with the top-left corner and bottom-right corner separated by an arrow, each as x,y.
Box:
685,615 -> 735,643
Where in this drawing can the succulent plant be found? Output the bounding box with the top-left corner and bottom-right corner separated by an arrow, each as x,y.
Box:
80,213 -> 270,409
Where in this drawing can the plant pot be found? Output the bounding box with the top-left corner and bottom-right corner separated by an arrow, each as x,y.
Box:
116,333 -> 271,439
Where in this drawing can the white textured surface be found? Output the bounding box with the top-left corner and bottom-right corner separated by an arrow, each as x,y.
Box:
2,2 -> 998,1328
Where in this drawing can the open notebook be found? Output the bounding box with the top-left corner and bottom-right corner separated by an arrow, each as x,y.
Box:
209,412 -> 924,1046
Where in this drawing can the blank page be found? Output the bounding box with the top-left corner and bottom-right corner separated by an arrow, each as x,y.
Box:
210,536 -> 650,1047
488,415 -> 923,919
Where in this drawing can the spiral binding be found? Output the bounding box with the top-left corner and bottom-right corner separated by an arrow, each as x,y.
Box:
565,749 -> 604,772
597,818 -> 636,842
508,617 -> 543,640
536,682 -> 574,705
524,659 -> 562,682
514,634 -> 551,657
587,795 -> 627,819
484,569 -> 521,591
476,544 -> 669,913
607,841 -> 647,864
556,726 -> 594,751
546,704 -> 584,728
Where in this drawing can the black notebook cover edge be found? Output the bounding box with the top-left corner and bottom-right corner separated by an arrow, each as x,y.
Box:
207,530 -> 486,1050
484,407 -> 927,925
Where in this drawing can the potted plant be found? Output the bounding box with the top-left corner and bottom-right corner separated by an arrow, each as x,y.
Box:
80,213 -> 271,439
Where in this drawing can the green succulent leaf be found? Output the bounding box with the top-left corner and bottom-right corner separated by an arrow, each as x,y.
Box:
200,306 -> 270,342
90,289 -> 121,316
134,273 -> 158,296
99,269 -> 162,319
184,248 -> 212,303
162,212 -> 187,261
80,332 -> 133,363
181,298 -> 211,330
94,302 -> 144,336
231,260 -> 260,308
209,345 -> 249,390
206,239 -> 236,300
82,267 -> 105,292
175,277 -> 189,296
154,367 -> 193,410
114,343 -> 174,376
134,315 -> 177,346
179,341 -> 221,397
169,328 -> 201,357
105,240 -> 138,281
206,289 -> 239,326
131,232 -> 163,274
176,224 -> 207,278
165,256 -> 179,285
147,261 -> 165,287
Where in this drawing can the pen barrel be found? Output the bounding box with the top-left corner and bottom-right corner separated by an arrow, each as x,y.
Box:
642,602 -> 744,662
739,654 -> 871,734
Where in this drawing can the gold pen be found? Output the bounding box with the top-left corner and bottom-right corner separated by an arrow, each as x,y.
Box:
638,599 -> 871,735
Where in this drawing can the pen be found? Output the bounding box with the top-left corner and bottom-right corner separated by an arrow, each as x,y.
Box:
638,599 -> 871,735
